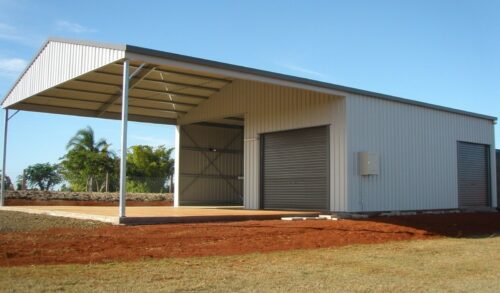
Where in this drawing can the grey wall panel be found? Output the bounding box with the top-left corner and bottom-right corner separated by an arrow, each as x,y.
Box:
262,126 -> 329,210
346,94 -> 496,212
457,142 -> 489,207
179,80 -> 348,211
497,150 -> 500,207
179,124 -> 243,205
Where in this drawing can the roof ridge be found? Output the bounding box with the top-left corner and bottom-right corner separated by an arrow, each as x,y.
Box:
46,37 -> 127,51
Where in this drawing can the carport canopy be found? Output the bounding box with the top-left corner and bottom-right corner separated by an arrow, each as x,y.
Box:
0,38 -> 250,217
0,38 -> 350,216
1,38 -> 239,125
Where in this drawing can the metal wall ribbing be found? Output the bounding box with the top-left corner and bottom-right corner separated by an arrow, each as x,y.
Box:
346,94 -> 497,212
3,41 -> 124,107
179,124 -> 243,205
497,149 -> 500,206
179,80 -> 348,211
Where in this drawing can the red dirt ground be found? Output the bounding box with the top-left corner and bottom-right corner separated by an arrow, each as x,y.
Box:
1,212 -> 499,267
5,199 -> 173,206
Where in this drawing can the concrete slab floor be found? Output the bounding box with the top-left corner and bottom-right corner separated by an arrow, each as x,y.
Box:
0,206 -> 320,225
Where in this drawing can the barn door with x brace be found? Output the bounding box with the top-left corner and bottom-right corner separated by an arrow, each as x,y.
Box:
179,124 -> 243,205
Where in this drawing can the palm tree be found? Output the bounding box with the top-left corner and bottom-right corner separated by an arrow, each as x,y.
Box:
66,126 -> 110,153
64,127 -> 115,192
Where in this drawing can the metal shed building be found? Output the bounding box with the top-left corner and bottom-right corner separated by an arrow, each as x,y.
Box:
0,38 -> 497,216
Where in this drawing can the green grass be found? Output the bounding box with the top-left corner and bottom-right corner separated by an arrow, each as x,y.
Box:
1,237 -> 499,292
0,211 -> 106,232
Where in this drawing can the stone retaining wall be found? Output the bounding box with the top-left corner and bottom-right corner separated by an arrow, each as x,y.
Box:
5,190 -> 173,202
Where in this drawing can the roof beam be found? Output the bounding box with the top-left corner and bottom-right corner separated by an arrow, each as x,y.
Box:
112,63 -> 232,83
34,94 -> 187,114
130,87 -> 210,100
73,79 -> 121,89
134,93 -> 198,107
14,103 -> 177,125
118,103 -> 187,114
96,65 -> 156,116
53,86 -> 200,106
225,116 -> 245,121
93,70 -> 221,92
37,94 -> 105,104
55,86 -> 115,96
154,67 -> 232,84
143,77 -> 219,92
72,79 -> 210,100
136,94 -> 198,107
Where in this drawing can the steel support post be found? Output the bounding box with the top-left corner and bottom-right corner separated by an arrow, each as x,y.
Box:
119,60 -> 130,218
0,109 -> 8,206
174,125 -> 180,207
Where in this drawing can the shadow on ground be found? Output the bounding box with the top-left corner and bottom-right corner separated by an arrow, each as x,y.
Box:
366,212 -> 500,238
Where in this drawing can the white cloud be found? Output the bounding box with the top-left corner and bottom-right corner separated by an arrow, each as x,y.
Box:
0,22 -> 29,44
0,22 -> 15,34
277,62 -> 326,78
0,22 -> 41,46
55,20 -> 96,34
0,58 -> 28,77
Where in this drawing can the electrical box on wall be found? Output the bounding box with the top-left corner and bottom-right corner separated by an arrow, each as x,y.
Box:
359,152 -> 379,176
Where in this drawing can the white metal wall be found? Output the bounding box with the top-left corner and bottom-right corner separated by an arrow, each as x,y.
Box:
3,41 -> 124,107
179,80 -> 348,211
346,94 -> 497,212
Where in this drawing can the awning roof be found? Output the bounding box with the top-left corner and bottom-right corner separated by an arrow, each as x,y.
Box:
1,38 -> 236,125
2,37 -> 496,124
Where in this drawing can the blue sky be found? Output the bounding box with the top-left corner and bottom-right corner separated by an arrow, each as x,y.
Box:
0,0 -> 499,181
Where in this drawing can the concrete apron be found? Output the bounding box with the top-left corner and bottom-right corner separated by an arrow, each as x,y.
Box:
0,206 -> 320,225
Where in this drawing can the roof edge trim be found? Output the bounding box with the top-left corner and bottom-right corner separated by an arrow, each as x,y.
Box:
2,37 -> 126,107
126,44 -> 496,121
47,37 -> 127,51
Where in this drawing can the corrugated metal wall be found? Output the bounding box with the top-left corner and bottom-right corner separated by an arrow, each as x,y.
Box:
179,124 -> 244,205
179,80 -> 348,211
3,41 -> 124,107
496,149 -> 500,207
346,94 -> 497,212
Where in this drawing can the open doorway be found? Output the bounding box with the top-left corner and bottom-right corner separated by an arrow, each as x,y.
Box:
178,116 -> 244,206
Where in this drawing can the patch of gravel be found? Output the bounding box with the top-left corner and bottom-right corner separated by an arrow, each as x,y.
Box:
0,210 -> 107,232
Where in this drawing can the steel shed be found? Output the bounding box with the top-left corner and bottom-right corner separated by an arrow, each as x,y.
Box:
0,38 -> 497,215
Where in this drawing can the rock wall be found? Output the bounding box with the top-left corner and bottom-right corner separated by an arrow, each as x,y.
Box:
5,190 -> 173,202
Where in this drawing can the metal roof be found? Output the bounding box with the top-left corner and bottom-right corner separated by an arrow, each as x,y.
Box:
2,37 -> 496,123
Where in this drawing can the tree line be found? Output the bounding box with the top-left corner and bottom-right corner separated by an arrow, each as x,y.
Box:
6,126 -> 174,193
